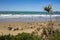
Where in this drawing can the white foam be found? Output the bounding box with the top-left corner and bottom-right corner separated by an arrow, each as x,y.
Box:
0,14 -> 60,19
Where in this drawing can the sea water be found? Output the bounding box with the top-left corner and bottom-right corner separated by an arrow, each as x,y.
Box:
0,11 -> 60,22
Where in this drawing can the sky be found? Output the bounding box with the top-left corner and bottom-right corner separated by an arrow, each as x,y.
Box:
0,0 -> 60,11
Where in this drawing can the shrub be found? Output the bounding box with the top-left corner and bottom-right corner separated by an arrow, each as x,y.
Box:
14,32 -> 41,40
0,33 -> 41,40
0,34 -> 13,40
51,29 -> 60,40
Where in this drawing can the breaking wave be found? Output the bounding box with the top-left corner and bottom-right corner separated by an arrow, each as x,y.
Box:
0,14 -> 60,19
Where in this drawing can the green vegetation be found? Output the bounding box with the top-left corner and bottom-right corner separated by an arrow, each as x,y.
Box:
0,32 -> 41,40
51,30 -> 60,40
44,5 -> 52,13
0,30 -> 60,40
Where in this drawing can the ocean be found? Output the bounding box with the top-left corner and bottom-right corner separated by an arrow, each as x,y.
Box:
0,11 -> 60,22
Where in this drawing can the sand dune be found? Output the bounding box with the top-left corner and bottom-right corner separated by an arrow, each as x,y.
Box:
0,21 -> 60,35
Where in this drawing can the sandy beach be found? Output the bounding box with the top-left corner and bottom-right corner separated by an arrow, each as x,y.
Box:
0,21 -> 60,35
